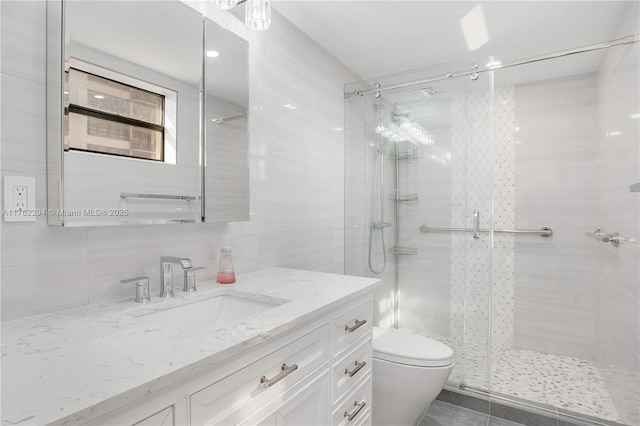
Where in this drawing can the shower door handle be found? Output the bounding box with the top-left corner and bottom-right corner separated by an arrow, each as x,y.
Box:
472,211 -> 480,239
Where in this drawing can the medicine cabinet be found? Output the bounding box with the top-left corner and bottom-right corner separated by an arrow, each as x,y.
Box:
46,0 -> 250,226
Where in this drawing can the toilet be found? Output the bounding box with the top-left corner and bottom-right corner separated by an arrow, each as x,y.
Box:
372,327 -> 454,426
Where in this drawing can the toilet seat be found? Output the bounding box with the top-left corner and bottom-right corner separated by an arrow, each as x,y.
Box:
373,327 -> 454,367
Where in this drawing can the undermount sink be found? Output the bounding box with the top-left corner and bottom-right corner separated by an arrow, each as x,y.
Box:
135,292 -> 289,335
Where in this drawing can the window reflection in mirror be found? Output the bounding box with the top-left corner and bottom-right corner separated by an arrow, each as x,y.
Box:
65,66 -> 172,163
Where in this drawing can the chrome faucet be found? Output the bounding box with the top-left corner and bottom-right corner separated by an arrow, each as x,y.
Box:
160,256 -> 193,298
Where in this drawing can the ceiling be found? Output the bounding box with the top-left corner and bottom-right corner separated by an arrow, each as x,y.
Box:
273,1 -> 631,83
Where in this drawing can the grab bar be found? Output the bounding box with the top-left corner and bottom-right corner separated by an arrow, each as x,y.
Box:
211,114 -> 247,124
120,192 -> 199,201
419,225 -> 553,237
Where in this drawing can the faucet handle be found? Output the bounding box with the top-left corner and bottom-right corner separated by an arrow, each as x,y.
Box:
183,267 -> 205,292
160,256 -> 193,269
120,276 -> 151,303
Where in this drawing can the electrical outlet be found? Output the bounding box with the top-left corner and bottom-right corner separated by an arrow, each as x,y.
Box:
14,186 -> 27,210
3,176 -> 36,222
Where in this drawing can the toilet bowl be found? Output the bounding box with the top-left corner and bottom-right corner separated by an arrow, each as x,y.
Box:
372,327 -> 454,426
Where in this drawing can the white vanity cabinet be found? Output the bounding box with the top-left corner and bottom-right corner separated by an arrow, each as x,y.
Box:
88,293 -> 373,426
2,269 -> 380,426
189,295 -> 373,426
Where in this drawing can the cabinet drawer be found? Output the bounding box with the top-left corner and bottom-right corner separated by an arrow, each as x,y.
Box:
332,376 -> 372,426
190,324 -> 330,425
333,299 -> 372,358
332,338 -> 372,402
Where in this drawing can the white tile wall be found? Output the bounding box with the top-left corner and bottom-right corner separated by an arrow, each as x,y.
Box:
594,2 -> 640,424
511,72 -> 599,360
491,86 -> 516,348
0,3 -> 359,320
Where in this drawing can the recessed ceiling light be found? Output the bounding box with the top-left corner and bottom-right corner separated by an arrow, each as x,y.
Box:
206,50 -> 220,58
93,94 -> 104,99
283,103 -> 297,110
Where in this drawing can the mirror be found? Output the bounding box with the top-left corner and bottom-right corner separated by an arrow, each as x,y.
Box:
203,18 -> 250,222
47,0 -> 203,226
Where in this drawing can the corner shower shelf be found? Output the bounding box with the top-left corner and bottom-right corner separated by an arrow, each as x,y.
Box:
394,150 -> 420,161
389,246 -> 418,255
391,194 -> 419,202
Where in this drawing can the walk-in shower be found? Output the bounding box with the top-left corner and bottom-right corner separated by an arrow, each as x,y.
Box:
345,15 -> 639,426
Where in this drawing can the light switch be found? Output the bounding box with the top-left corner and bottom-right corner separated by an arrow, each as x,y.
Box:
3,176 -> 36,222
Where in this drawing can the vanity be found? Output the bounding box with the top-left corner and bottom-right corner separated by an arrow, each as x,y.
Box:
1,268 -> 379,425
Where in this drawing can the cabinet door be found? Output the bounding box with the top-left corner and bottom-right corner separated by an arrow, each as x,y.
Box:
275,371 -> 330,426
191,325 -> 329,425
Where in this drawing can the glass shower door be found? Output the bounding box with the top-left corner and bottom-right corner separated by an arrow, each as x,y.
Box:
344,60 -> 495,392
434,66 -> 493,391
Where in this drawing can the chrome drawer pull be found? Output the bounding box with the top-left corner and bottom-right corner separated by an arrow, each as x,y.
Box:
344,400 -> 366,422
260,363 -> 298,388
345,319 -> 367,333
345,360 -> 366,378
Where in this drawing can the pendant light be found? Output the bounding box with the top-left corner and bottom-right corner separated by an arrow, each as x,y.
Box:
208,0 -> 271,31
208,0 -> 238,11
245,0 -> 271,31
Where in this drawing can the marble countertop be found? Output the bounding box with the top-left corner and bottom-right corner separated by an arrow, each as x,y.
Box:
1,268 -> 379,425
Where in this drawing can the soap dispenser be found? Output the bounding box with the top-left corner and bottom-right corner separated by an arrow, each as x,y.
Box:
216,245 -> 236,284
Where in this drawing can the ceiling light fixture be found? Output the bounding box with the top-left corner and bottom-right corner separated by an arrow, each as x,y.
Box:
209,0 -> 238,10
245,0 -> 271,31
206,50 -> 220,58
207,0 -> 271,31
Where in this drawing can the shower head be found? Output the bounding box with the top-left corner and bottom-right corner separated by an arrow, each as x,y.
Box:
392,86 -> 437,107
419,87 -> 436,98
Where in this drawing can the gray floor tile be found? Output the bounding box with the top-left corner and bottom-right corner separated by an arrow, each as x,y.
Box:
490,402 -> 557,426
438,389 -> 490,414
420,400 -> 489,426
489,417 -> 526,426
